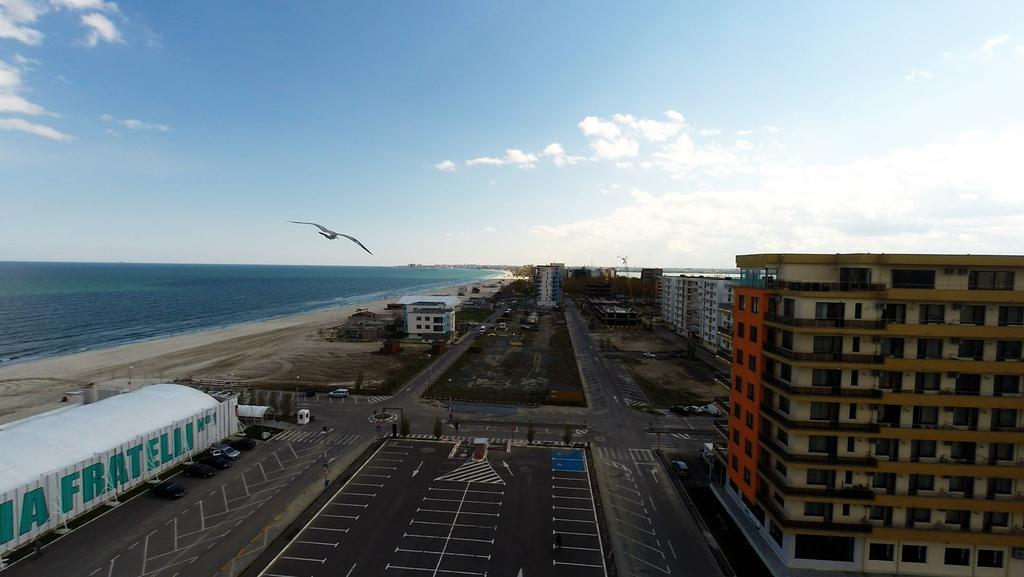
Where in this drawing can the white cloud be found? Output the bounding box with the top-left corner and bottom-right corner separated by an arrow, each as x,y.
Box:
443,232 -> 468,238
0,57 -> 53,116
735,140 -> 753,151
665,110 -> 684,123
611,112 -> 682,142
905,69 -> 933,81
0,117 -> 72,141
81,12 -> 121,46
699,129 -> 721,136
50,0 -> 117,11
433,159 -> 456,172
1017,45 -> 1024,56
760,125 -> 779,134
652,133 -> 747,178
529,125 -> 1024,266
482,226 -> 496,233
0,0 -> 45,44
100,113 -> 169,132
736,129 -> 754,136
982,34 -> 1010,52
542,142 -> 586,167
578,116 -> 620,140
466,148 -> 537,169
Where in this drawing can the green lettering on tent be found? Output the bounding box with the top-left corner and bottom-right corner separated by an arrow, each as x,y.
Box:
185,422 -> 194,451
109,452 -> 130,487
197,416 -> 206,432
18,488 -> 49,536
82,463 -> 106,503
126,444 -> 144,478
59,472 -> 81,513
172,427 -> 183,457
146,438 -> 160,470
159,433 -> 173,463
0,499 -> 13,545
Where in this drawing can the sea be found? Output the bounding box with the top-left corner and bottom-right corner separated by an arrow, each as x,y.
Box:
0,262 -> 501,367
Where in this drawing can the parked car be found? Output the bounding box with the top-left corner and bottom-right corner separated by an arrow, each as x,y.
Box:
151,480 -> 188,499
328,388 -> 350,398
670,405 -> 694,416
672,460 -> 690,478
210,442 -> 241,460
200,455 -> 232,470
642,352 -> 657,358
183,463 -> 217,478
230,437 -> 257,451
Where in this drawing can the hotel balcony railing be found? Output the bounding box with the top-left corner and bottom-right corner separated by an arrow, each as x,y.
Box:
765,279 -> 887,292
765,311 -> 887,330
763,342 -> 884,364
758,433 -> 878,467
758,462 -> 875,500
761,372 -> 882,399
760,402 -> 881,433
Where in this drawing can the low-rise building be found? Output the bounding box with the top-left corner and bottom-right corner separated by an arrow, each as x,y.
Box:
398,295 -> 461,340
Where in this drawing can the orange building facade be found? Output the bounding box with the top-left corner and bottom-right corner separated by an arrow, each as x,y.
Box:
728,286 -> 771,505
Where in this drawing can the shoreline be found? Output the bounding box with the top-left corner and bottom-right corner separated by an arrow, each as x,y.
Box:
0,270 -> 512,425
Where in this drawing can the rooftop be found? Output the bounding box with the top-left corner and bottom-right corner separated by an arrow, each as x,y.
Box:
737,253 -> 1024,268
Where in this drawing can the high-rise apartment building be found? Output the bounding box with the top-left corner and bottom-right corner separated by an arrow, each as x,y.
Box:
721,254 -> 1024,577
534,263 -> 565,307
660,275 -> 734,354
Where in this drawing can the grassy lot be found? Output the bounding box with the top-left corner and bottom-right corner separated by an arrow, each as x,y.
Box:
457,309 -> 494,324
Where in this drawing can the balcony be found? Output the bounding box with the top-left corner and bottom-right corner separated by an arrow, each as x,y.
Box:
758,433 -> 878,467
760,402 -> 880,433
759,492 -> 873,533
758,462 -> 875,500
763,342 -> 884,364
765,311 -> 887,330
765,279 -> 887,293
761,372 -> 882,399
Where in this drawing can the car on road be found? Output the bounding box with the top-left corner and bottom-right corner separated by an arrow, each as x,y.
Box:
642,351 -> 657,358
200,455 -> 233,470
672,460 -> 690,478
183,463 -> 217,478
670,405 -> 696,415
328,388 -> 350,398
230,437 -> 257,451
150,480 -> 188,499
210,442 -> 241,459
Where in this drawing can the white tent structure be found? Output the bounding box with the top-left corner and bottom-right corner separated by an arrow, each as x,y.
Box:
0,384 -> 238,555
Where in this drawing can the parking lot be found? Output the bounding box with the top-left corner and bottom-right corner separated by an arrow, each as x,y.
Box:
258,439 -> 609,577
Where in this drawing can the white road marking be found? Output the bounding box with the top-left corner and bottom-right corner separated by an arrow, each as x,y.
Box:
296,540 -> 338,547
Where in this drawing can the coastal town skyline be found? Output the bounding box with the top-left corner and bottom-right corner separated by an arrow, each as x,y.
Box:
3,2 -> 1024,267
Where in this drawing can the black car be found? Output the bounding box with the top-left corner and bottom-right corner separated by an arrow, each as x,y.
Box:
670,405 -> 694,416
183,463 -> 217,478
230,438 -> 257,451
151,481 -> 188,499
200,455 -> 233,470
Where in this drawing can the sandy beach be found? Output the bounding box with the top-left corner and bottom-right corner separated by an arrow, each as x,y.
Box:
0,272 -> 511,425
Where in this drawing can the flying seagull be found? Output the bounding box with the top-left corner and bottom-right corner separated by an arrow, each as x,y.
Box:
288,221 -> 373,255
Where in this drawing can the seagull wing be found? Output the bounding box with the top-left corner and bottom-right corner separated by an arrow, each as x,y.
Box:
339,233 -> 374,255
288,221 -> 338,236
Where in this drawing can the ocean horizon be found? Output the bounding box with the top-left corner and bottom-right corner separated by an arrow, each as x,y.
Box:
0,262 -> 502,367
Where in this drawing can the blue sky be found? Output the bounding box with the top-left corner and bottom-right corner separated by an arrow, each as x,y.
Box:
2,1 -> 1024,267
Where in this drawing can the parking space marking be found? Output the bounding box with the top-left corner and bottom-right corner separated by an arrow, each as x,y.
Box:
395,548 -> 491,560
553,560 -> 604,568
622,551 -> 671,574
385,563 -> 484,576
308,526 -> 350,533
322,513 -> 360,520
410,520 -> 497,530
403,533 -> 495,544
296,540 -> 339,547
280,556 -> 327,564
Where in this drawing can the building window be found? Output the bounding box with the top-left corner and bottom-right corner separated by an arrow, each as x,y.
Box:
775,460 -> 787,476
915,372 -> 941,392
807,435 -> 834,454
751,297 -> 759,313
916,338 -> 943,359
881,304 -> 906,324
909,474 -> 935,492
994,375 -> 1021,394
892,269 -> 935,289
901,545 -> 928,564
989,477 -> 1012,496
986,511 -> 1009,527
733,404 -> 741,418
969,270 -> 1014,290
868,505 -> 889,520
992,410 -> 1018,430
998,305 -> 1023,326
803,502 -> 826,517
977,549 -> 1004,568
434,325 -> 443,332
745,412 -> 754,428
815,302 -> 844,320
750,326 -> 758,343
743,467 -> 751,484
919,304 -> 945,324
878,371 -> 902,390
768,521 -> 783,547
746,383 -> 754,400
776,428 -> 788,445
737,323 -> 745,338
957,339 -> 984,360
959,305 -> 986,325
744,440 -> 752,457
912,405 -> 938,426
944,547 -> 970,567
810,402 -> 838,421
732,456 -> 739,471
738,295 -> 746,310
794,534 -> 854,562
812,369 -> 841,387
996,340 -> 1023,361
778,395 -> 790,414
773,492 -> 785,507
806,469 -> 829,486
955,373 -> 981,395
945,509 -> 970,526
868,543 -> 895,561
734,376 -> 742,391
416,324 -> 422,329
747,355 -> 756,371
735,349 -> 744,364
948,476 -> 972,494
854,303 -> 862,319
880,337 -> 904,357
732,429 -> 740,445
911,439 -> 936,459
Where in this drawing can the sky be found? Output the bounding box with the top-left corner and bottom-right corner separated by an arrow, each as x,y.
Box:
1,1 -> 1024,268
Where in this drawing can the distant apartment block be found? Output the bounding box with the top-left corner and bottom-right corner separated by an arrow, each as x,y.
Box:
641,268 -> 664,284
719,253 -> 1024,577
535,263 -> 565,307
660,275 -> 734,354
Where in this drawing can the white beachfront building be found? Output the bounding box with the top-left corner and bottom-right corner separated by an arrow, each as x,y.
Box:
534,263 -> 565,307
398,295 -> 461,340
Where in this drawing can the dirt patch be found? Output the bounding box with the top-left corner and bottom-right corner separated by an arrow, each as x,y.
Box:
425,310 -> 583,405
597,331 -> 724,406
600,331 -> 681,353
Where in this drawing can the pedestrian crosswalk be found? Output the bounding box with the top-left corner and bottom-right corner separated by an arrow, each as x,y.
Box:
270,430 -> 364,445
592,445 -> 659,463
435,459 -> 505,484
